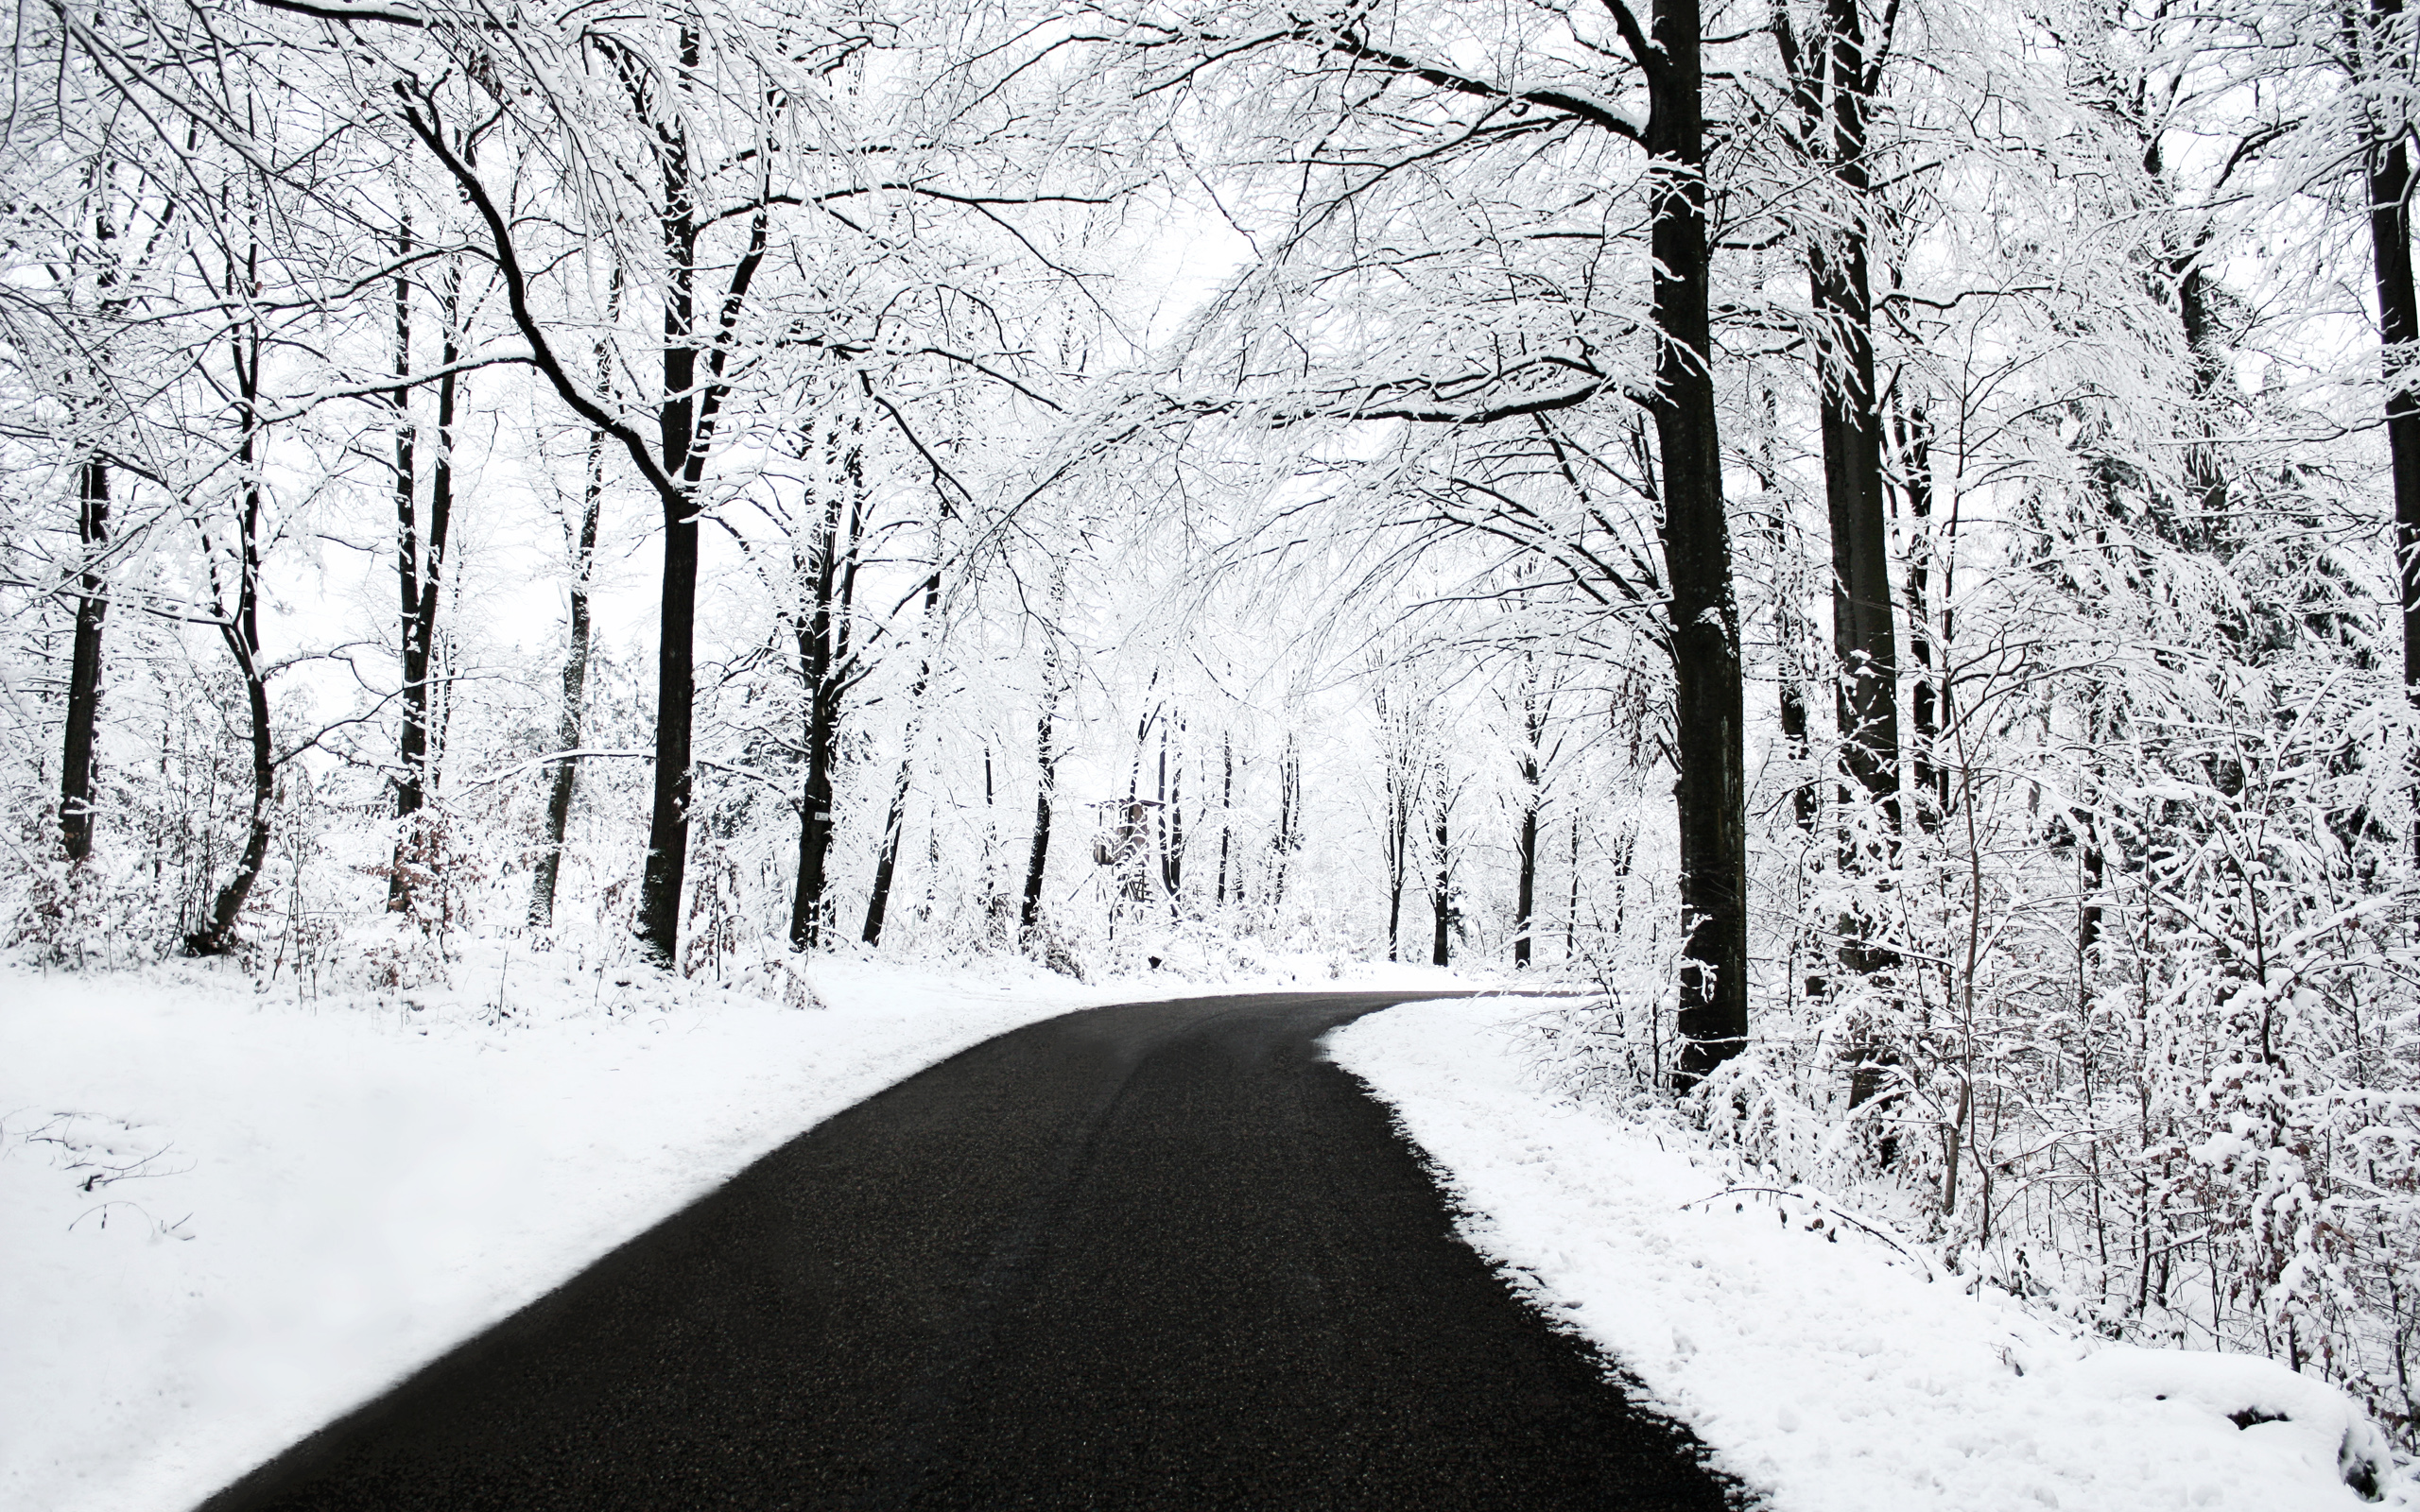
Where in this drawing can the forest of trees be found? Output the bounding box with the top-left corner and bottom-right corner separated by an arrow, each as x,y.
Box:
4,0 -> 2417,1453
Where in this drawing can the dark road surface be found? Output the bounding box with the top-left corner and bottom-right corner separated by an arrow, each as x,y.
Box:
199,990 -> 1742,1511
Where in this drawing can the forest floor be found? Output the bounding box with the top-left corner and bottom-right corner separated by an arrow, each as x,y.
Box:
0,942 -> 1458,1512
1331,999 -> 2411,1512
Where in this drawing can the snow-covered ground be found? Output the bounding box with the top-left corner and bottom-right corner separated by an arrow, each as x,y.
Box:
1328,997 -> 2409,1512
0,945 -> 1453,1512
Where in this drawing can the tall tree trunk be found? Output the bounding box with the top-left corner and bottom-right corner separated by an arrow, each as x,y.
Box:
1019,561 -> 1069,941
1215,733 -> 1233,906
61,456 -> 109,862
1898,401 -> 1945,831
1163,722 -> 1184,907
1647,0 -> 1748,1088
1514,776 -> 1538,970
528,422 -> 604,929
190,310 -> 272,956
790,438 -> 860,952
1272,734 -> 1299,906
390,261 -> 459,913
1430,789 -> 1451,967
636,85 -> 703,969
863,559 -> 942,946
2368,0 -> 2420,857
1779,596 -> 1818,833
1566,810 -> 1582,961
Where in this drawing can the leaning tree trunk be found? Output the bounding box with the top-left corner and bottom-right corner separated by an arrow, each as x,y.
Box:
1649,0 -> 1748,1089
60,455 -> 109,862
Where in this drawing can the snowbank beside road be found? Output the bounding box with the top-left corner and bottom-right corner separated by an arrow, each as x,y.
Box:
2,949 -> 1419,1512
1327,997 -> 2407,1512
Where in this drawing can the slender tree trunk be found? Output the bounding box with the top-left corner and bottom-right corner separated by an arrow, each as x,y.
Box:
190,311 -> 272,956
61,456 -> 109,862
61,170 -> 122,865
528,428 -> 603,928
1648,0 -> 1748,1088
1019,562 -> 1069,941
1514,749 -> 1539,970
1566,810 -> 1582,960
1273,734 -> 1299,906
1898,402 -> 1945,830
1215,733 -> 1233,905
1430,790 -> 1451,968
391,262 -> 458,912
1163,723 -> 1184,907
1779,598 -> 1817,833
863,560 -> 942,946
790,443 -> 859,951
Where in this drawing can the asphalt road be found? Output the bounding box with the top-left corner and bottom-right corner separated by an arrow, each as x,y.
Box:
199,989 -> 1743,1511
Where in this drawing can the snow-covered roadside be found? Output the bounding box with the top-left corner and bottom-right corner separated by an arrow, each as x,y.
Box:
0,950 -> 1447,1512
1327,998 -> 2409,1512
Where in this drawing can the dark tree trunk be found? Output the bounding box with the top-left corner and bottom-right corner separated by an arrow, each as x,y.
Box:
1163,724 -> 1184,906
790,447 -> 860,952
2368,3 -> 2420,853
1215,734 -> 1233,906
636,96 -> 703,968
1382,727 -> 1414,962
1514,781 -> 1538,970
1796,0 -> 1900,850
1273,735 -> 1300,906
863,563 -> 942,947
1019,565 -> 1069,941
189,315 -> 272,957
1566,811 -> 1582,961
1647,0 -> 1748,1089
1779,598 -> 1817,833
390,264 -> 458,913
61,457 -> 109,862
1430,794 -> 1451,968
1898,402 -> 1945,831
528,424 -> 604,929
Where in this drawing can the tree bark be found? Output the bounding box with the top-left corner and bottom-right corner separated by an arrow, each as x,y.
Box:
1897,402 -> 1945,830
1019,561 -> 1069,941
1430,787 -> 1451,967
389,260 -> 458,912
790,438 -> 860,951
863,561 -> 942,946
1215,733 -> 1233,906
61,456 -> 109,862
2369,0 -> 2420,851
189,310 -> 272,956
527,425 -> 603,929
1648,0 -> 1748,1089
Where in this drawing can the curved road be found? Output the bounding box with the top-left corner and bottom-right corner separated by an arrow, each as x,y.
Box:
200,990 -> 1741,1510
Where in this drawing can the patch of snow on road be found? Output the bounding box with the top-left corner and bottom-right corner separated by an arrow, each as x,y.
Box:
1327,997 -> 2409,1512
